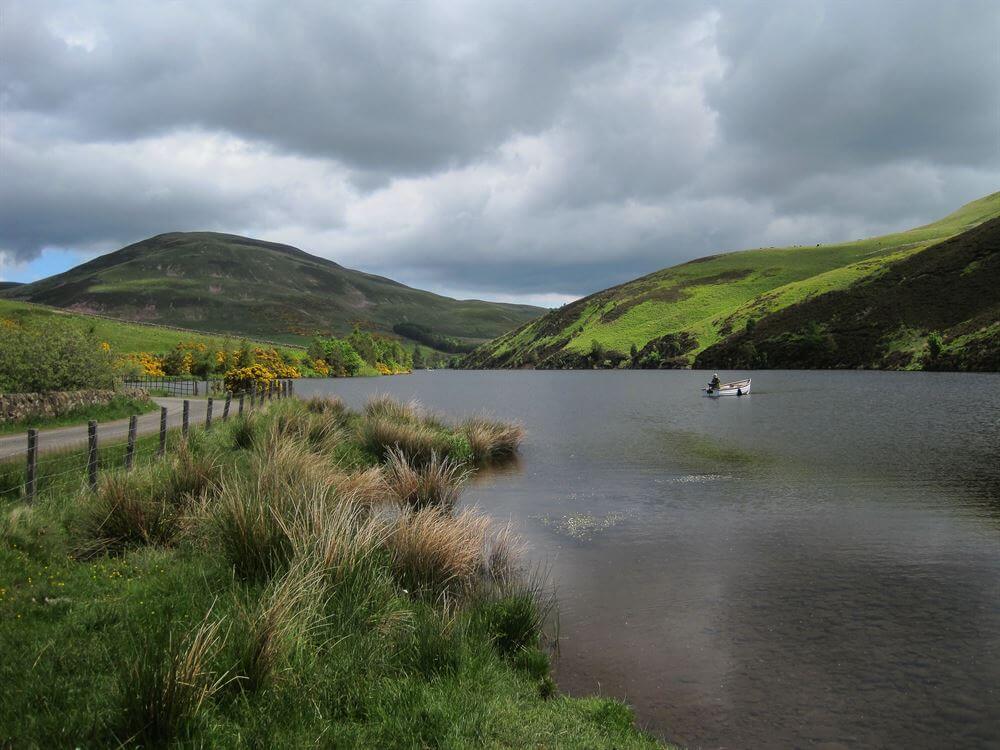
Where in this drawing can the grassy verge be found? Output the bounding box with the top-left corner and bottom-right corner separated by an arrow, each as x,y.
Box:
0,396 -> 663,748
0,394 -> 158,436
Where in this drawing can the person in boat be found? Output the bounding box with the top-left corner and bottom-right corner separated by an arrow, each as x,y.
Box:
709,373 -> 721,390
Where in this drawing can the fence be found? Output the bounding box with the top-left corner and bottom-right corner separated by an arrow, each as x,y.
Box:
1,379 -> 295,501
119,376 -> 224,397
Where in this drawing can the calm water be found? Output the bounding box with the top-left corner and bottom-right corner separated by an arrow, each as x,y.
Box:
297,370 -> 1000,749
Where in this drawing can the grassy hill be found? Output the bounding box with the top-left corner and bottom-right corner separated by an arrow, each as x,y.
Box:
0,298 -> 304,357
0,282 -> 23,292
464,192 -> 1000,370
1,233 -> 543,346
696,216 -> 1000,371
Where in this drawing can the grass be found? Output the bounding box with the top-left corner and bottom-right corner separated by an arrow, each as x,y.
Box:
0,393 -> 158,436
0,396 -> 662,748
467,190 -> 1000,368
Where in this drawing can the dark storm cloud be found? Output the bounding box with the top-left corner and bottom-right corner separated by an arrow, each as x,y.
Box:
1,0 -> 997,299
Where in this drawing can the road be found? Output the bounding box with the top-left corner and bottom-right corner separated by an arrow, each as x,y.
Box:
0,397 -> 214,461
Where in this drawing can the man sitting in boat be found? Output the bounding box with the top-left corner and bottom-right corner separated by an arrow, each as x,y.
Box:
709,373 -> 721,390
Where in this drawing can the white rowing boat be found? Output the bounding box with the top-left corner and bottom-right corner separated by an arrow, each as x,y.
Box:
704,377 -> 751,397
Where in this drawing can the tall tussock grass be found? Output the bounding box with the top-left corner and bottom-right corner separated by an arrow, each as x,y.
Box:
461,416 -> 525,463
117,614 -> 229,745
384,447 -> 470,510
361,416 -> 467,466
304,394 -> 346,416
386,506 -> 495,595
76,443 -> 220,558
364,393 -> 422,422
232,558 -> 326,693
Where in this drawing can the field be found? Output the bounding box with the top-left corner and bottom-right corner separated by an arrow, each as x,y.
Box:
0,396 -> 663,748
466,191 -> 1000,368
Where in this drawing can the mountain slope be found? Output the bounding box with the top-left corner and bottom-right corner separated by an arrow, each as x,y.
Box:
464,192 -> 1000,370
1,232 -> 544,345
695,216 -> 1000,371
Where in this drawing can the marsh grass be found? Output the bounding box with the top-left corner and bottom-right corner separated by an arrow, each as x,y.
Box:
461,416 -> 526,463
0,396 -> 662,748
117,613 -> 230,745
384,447 -> 470,510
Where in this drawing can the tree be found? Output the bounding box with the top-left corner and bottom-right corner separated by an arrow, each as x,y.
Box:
590,340 -> 606,364
412,345 -> 425,369
629,343 -> 638,361
928,333 -> 942,359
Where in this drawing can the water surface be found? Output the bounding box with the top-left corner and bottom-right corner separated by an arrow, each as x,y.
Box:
298,370 -> 1000,749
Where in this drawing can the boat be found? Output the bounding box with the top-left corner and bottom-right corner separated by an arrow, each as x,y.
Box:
704,377 -> 751,397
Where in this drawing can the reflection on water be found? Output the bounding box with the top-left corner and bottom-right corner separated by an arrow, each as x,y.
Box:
297,370 -> 1000,748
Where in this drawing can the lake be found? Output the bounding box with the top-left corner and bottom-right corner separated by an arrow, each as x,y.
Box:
297,370 -> 1000,749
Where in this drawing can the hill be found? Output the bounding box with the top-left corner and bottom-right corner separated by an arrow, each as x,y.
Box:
695,216 -> 1000,371
463,192 -> 1000,371
0,282 -> 23,292
0,298 -> 305,357
1,232 -> 544,345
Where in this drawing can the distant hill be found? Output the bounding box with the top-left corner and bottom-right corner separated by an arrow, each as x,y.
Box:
463,192 -> 1000,371
0,282 -> 22,292
1,233 -> 544,345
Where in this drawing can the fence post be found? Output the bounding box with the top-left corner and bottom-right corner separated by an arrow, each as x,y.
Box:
158,406 -> 168,457
238,394 -> 245,416
182,400 -> 190,438
206,397 -> 213,430
87,420 -> 98,491
223,392 -> 231,422
194,381 -> 199,397
26,428 -> 38,502
251,385 -> 257,409
125,415 -> 138,470
288,379 -> 294,397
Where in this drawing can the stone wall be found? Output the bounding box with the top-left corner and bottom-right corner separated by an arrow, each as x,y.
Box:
0,388 -> 149,424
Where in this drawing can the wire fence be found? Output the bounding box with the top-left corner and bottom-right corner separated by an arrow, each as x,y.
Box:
119,376 -> 225,397
0,379 -> 295,500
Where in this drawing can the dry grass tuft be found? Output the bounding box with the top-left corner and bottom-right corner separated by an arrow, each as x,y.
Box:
384,447 -> 470,510
360,416 -> 455,466
461,416 -> 525,463
364,394 -> 421,422
385,507 -> 493,595
304,394 -> 346,416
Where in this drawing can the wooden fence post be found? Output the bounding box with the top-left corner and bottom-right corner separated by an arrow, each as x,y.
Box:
87,420 -> 98,491
182,400 -> 190,438
194,380 -> 199,397
251,385 -> 257,408
223,392 -> 231,422
238,394 -> 245,416
125,415 -> 138,470
288,379 -> 294,397
206,397 -> 213,430
158,406 -> 168,456
26,428 -> 38,502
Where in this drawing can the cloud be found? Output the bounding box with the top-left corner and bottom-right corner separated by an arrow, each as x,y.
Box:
1,0 -> 997,301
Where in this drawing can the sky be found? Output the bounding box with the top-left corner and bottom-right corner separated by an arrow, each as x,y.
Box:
1,0 -> 998,306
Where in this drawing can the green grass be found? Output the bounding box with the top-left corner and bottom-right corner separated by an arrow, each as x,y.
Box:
0,399 -> 665,748
1,231 -> 544,346
467,191 -> 1000,368
0,298 -> 304,357
0,394 -> 159,436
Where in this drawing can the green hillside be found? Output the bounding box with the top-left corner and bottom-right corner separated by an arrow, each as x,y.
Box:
696,216 -> 1000,371
1,233 -> 543,345
0,298 -> 305,356
464,191 -> 1000,370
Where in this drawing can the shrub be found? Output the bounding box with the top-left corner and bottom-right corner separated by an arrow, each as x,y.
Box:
224,364 -> 275,394
0,320 -> 115,393
383,447 -> 469,510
